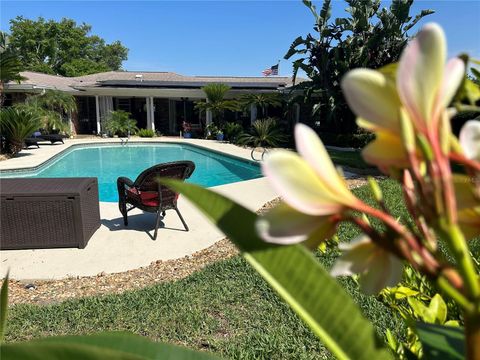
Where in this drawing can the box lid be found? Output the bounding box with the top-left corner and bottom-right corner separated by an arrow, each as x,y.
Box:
0,178 -> 97,198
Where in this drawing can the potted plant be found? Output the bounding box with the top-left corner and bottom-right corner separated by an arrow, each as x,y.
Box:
182,121 -> 192,138
204,123 -> 218,139
216,130 -> 224,141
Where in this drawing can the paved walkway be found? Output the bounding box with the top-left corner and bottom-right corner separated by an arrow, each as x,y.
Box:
0,138 -> 278,280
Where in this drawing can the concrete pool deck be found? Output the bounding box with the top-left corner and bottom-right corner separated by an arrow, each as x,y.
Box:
0,138 -> 278,280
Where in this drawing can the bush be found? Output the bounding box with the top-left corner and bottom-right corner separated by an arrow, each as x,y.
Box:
224,122 -> 244,143
238,118 -> 286,148
103,110 -> 138,137
319,132 -> 375,148
0,107 -> 41,155
137,129 -> 156,137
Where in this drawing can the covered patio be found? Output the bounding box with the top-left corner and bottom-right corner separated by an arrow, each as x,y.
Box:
4,71 -> 301,135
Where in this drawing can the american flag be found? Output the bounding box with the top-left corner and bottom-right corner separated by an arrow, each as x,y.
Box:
262,64 -> 279,76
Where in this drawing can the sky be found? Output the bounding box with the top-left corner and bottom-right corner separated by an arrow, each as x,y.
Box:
1,0 -> 479,77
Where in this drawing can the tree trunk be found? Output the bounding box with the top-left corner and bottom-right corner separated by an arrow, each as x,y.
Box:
9,139 -> 23,156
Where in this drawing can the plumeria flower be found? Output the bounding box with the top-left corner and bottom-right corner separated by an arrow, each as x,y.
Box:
256,124 -> 364,245
331,235 -> 403,295
341,23 -> 465,170
459,120 -> 480,161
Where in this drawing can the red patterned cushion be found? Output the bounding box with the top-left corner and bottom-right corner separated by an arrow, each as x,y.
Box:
126,188 -> 159,207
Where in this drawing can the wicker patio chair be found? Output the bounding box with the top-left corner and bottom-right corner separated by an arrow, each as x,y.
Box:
117,161 -> 195,240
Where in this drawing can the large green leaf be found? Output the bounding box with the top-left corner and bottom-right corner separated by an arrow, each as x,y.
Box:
416,322 -> 465,360
0,274 -> 8,343
161,180 -> 392,360
1,332 -> 219,360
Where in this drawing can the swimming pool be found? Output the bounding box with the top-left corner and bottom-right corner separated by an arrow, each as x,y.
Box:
0,143 -> 263,202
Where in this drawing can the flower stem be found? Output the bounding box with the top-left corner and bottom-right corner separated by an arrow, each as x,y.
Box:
442,223 -> 480,301
436,276 -> 473,313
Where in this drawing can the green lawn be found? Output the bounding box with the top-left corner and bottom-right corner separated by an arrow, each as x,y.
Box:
4,181 -> 425,359
327,148 -> 372,170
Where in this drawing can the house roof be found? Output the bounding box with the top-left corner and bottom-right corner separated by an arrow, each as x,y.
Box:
7,71 -> 301,93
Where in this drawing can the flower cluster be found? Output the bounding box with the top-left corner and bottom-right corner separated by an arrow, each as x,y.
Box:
257,23 -> 480,299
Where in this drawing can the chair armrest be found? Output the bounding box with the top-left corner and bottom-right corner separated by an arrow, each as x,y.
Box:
117,176 -> 134,188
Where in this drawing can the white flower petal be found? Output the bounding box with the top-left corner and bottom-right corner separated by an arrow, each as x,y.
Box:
331,235 -> 376,276
256,203 -> 321,244
262,150 -> 344,215
342,69 -> 401,133
359,252 -> 403,295
459,120 -> 480,161
439,58 -> 465,110
294,124 -> 358,205
398,23 -> 446,130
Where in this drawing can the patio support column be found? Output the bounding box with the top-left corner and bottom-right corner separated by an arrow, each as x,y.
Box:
206,98 -> 212,126
149,97 -> 155,132
146,97 -> 152,130
95,95 -> 101,134
250,104 -> 257,125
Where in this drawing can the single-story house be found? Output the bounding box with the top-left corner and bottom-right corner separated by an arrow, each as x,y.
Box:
4,71 -> 302,135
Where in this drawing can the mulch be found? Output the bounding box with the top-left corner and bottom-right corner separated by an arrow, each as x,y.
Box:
6,177 -> 372,306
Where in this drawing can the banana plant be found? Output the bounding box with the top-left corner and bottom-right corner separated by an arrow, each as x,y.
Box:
284,0 -> 434,132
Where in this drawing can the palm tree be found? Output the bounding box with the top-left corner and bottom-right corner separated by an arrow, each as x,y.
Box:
239,93 -> 282,118
27,89 -> 77,114
0,31 -> 26,106
24,90 -> 77,132
194,83 -> 239,126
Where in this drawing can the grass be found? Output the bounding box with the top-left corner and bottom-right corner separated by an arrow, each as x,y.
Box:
8,179 -> 473,359
5,256 -> 404,359
327,148 -> 372,170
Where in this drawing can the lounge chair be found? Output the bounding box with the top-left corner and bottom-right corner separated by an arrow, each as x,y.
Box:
24,132 -> 65,148
40,133 -> 65,144
24,137 -> 41,148
117,161 -> 195,240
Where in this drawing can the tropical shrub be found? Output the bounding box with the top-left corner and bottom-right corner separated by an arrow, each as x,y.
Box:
137,129 -> 155,137
0,107 -> 41,154
381,266 -> 461,358
285,0 -> 434,133
223,122 -> 244,143
103,110 -> 137,137
237,118 -> 286,148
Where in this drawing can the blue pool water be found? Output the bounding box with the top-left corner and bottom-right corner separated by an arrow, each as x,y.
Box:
1,144 -> 262,202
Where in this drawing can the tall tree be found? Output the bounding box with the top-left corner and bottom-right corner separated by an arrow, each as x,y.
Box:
285,0 -> 434,133
6,16 -> 128,76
